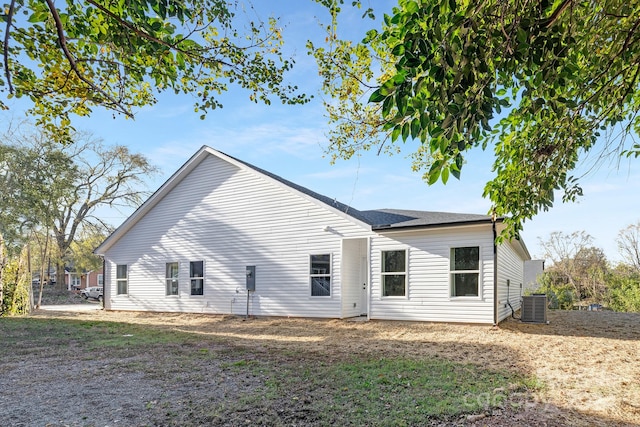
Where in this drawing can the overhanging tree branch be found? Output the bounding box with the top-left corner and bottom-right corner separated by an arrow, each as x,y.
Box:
3,0 -> 16,93
44,0 -> 133,117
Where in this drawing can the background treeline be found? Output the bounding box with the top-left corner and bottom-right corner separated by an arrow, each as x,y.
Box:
0,123 -> 156,316
535,228 -> 640,311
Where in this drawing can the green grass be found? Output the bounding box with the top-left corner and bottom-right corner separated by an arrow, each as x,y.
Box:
237,357 -> 530,426
0,317 -> 540,426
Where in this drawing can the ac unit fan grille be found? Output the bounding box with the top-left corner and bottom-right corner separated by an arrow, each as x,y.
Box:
521,295 -> 547,323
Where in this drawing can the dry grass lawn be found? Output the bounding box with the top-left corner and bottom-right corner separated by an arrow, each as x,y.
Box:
32,308 -> 640,426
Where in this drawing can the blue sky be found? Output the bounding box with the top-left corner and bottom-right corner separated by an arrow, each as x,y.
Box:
4,1 -> 640,262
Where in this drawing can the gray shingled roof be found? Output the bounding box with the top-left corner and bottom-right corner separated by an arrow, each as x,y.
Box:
360,209 -> 495,230
229,151 -> 495,231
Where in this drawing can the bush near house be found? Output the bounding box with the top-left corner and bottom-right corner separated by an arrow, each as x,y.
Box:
1,259 -> 30,316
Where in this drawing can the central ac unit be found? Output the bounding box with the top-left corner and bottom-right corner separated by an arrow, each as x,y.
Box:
521,295 -> 547,323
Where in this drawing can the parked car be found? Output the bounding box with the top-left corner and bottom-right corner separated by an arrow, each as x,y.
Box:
81,286 -> 103,302
588,303 -> 603,311
32,278 -> 57,286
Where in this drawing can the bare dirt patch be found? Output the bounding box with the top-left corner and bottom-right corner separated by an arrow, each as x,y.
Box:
5,309 -> 640,426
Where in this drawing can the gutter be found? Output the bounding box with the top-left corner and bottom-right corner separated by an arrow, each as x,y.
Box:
101,257 -> 106,310
372,218 -> 497,232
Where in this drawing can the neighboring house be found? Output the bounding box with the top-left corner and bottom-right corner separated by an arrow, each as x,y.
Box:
524,259 -> 545,292
64,267 -> 104,290
84,270 -> 104,288
95,146 -> 531,324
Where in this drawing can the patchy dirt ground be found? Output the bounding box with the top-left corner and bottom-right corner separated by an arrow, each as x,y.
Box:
4,308 -> 640,426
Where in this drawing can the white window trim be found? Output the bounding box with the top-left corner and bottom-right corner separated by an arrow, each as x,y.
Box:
165,261 -> 180,297
309,253 -> 332,298
115,264 -> 128,296
449,246 -> 483,300
380,248 -> 409,299
97,274 -> 104,286
189,260 -> 205,297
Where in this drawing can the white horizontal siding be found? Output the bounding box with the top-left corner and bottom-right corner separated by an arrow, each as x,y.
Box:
369,226 -> 495,323
103,154 -> 371,318
102,149 -> 522,324
497,241 -> 526,322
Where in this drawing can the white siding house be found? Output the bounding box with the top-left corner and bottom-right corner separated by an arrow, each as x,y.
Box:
95,146 -> 531,324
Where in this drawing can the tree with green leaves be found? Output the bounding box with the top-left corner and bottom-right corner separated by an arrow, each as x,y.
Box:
1,122 -> 79,300
0,124 -> 157,292
311,0 -> 640,238
1,0 -> 308,136
0,244 -> 30,316
537,230 -> 609,303
606,264 -> 640,312
69,225 -> 111,277
49,136 -> 157,290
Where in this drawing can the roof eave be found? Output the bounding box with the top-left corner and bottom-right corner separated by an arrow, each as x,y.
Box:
372,217 -> 500,232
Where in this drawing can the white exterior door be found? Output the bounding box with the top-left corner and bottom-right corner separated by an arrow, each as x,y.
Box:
340,237 -> 370,318
359,255 -> 368,316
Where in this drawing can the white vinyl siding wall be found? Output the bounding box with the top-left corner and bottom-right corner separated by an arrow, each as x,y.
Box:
368,226 -> 495,323
103,155 -> 371,318
497,242 -> 526,322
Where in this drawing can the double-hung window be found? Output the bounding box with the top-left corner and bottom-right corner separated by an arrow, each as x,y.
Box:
166,262 -> 179,296
190,261 -> 204,296
310,254 -> 331,297
381,250 -> 406,297
116,264 -> 128,295
450,247 -> 480,297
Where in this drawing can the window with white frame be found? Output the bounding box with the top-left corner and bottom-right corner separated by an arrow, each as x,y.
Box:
116,264 -> 128,295
190,261 -> 204,296
450,246 -> 480,297
166,262 -> 179,296
98,274 -> 104,286
381,250 -> 406,297
310,254 -> 331,296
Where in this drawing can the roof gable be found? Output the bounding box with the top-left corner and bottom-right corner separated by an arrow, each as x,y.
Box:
95,145 -> 529,259
225,152 -> 373,225
95,146 -> 371,254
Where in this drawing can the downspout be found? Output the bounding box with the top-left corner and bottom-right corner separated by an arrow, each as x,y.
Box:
101,257 -> 106,310
492,214 -> 498,326
366,236 -> 371,320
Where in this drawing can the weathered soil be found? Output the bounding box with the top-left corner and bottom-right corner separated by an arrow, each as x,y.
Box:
3,307 -> 640,426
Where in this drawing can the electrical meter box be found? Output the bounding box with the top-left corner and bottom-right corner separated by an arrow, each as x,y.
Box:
246,266 -> 256,291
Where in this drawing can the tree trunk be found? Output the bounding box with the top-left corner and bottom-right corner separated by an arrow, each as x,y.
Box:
54,232 -> 69,291
36,235 -> 50,308
0,233 -> 6,315
19,246 -> 31,315
28,244 -> 34,311
56,260 -> 66,291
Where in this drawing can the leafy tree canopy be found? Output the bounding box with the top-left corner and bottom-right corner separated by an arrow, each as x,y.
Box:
0,123 -> 157,288
1,0 -> 309,136
311,0 -> 640,238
